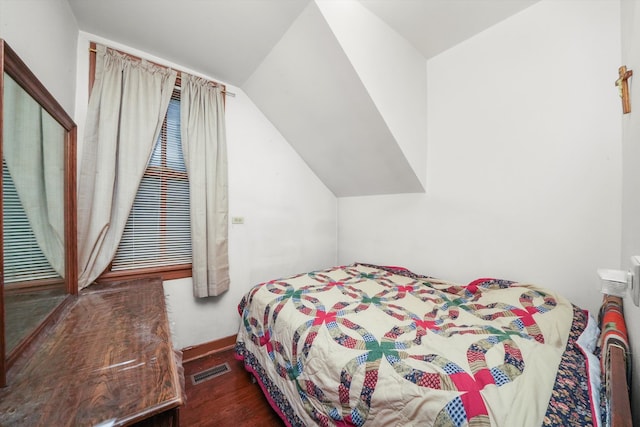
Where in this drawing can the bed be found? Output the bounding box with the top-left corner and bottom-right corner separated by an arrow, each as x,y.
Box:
235,263 -> 632,426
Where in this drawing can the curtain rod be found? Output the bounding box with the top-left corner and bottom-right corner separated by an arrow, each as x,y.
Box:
89,47 -> 236,97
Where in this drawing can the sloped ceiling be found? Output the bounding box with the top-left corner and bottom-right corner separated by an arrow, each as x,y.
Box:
66,0 -> 312,85
360,0 -> 540,59
243,1 -> 427,196
67,0 -> 540,197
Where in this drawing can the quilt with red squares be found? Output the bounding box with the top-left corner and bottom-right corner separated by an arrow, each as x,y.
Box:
235,263 -> 596,426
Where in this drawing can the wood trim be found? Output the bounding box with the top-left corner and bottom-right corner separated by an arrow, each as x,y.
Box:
65,125 -> 78,296
0,40 -> 5,388
89,41 -> 96,95
4,279 -> 66,294
181,335 -> 237,363
95,264 -> 192,284
610,345 -> 632,427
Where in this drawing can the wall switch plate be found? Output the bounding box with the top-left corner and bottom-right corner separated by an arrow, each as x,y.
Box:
231,216 -> 245,225
632,256 -> 640,307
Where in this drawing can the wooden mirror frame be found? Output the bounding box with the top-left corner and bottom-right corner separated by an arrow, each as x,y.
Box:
0,39 -> 77,387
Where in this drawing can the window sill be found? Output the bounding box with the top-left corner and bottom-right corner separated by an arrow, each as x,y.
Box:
96,264 -> 192,284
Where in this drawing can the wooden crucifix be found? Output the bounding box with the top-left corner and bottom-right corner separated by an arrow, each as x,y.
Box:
616,66 -> 633,114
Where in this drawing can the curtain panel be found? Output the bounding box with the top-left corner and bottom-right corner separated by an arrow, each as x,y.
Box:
3,74 -> 66,277
180,74 -> 230,298
77,44 -> 177,289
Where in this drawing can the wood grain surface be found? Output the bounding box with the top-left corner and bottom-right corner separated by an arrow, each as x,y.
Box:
0,278 -> 183,426
180,348 -> 283,427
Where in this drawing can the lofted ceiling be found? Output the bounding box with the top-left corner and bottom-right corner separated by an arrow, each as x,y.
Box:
67,0 -> 540,197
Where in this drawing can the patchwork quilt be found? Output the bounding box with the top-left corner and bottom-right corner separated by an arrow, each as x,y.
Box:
236,263 -> 599,426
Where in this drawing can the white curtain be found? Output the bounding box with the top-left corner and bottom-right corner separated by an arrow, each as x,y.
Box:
77,44 -> 177,289
180,74 -> 230,298
3,74 -> 66,276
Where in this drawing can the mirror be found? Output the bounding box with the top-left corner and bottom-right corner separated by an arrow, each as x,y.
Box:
0,39 -> 77,387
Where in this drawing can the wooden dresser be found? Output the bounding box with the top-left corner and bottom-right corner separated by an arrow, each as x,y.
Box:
0,278 -> 183,426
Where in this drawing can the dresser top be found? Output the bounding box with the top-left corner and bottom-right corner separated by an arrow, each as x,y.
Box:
0,278 -> 183,426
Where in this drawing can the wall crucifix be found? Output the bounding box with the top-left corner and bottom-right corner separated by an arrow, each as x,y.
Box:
616,65 -> 633,114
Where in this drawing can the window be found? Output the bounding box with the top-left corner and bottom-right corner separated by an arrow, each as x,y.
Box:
87,43 -> 226,283
109,91 -> 192,276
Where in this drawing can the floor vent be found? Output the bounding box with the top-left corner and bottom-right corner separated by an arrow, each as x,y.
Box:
191,362 -> 231,385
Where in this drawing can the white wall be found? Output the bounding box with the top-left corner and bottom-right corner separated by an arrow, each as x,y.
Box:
0,0 -> 78,115
620,0 -> 640,418
339,0 -> 621,316
74,33 -> 338,349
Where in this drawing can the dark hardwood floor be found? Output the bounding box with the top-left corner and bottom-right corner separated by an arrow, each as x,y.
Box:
179,348 -> 286,427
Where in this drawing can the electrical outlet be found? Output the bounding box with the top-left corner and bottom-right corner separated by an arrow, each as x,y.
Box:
231,216 -> 244,225
632,256 -> 640,307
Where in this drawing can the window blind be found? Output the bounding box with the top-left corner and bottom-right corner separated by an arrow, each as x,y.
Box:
2,159 -> 59,283
111,95 -> 192,271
